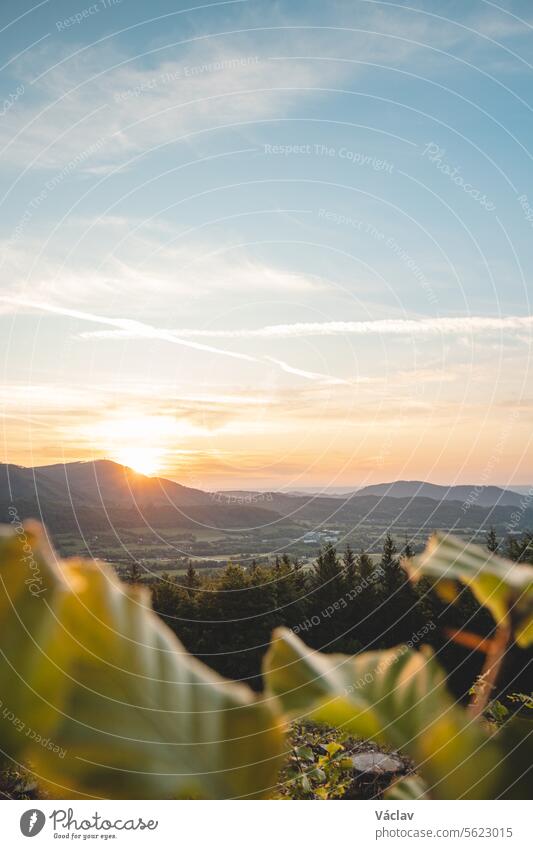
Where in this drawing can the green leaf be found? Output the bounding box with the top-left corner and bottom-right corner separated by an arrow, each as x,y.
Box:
0,523 -> 285,799
300,774 -> 311,793
324,741 -> 343,756
294,745 -> 314,761
493,717 -> 533,800
385,775 -> 429,800
409,533 -> 533,645
263,627 -> 501,799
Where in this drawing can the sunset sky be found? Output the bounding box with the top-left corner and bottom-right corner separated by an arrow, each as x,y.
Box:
1,0 -> 532,489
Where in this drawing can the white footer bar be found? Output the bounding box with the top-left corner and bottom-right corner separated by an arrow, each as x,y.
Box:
3,799 -> 529,848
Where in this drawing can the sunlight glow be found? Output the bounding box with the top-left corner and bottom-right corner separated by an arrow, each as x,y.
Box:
113,446 -> 163,477
88,415 -> 182,477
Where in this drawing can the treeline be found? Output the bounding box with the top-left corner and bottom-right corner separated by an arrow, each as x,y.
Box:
147,529 -> 531,694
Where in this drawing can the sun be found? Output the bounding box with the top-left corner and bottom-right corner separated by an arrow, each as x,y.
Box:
88,415 -> 178,478
113,447 -> 162,477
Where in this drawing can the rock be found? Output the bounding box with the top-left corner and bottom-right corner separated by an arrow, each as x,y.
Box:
351,752 -> 404,775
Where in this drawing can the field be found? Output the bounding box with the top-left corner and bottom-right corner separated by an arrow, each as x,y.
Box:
50,520 -> 493,577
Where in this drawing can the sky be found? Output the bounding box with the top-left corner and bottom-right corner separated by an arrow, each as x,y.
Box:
0,0 -> 532,490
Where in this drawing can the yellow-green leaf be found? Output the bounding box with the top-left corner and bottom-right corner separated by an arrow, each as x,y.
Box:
410,533 -> 533,645
324,741 -> 343,756
0,522 -> 285,799
385,775 -> 429,800
263,627 -> 500,799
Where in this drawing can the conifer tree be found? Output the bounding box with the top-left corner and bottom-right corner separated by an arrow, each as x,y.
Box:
307,545 -> 345,650
342,545 -> 357,590
185,561 -> 201,591
357,551 -> 375,581
312,544 -> 344,602
376,532 -> 419,646
402,536 -> 415,560
380,532 -> 399,577
486,526 -> 499,553
124,559 -> 143,584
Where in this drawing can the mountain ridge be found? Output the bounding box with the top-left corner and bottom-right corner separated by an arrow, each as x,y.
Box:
1,461 -> 531,535
351,479 -> 525,507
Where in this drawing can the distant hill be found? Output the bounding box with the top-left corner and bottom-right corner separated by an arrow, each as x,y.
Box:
1,462 -> 532,537
351,480 -> 524,508
0,460 -> 282,531
215,489 -> 533,534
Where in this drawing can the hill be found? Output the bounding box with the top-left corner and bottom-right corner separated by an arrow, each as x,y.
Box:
0,461 -> 282,531
1,462 -> 532,538
351,480 -> 524,507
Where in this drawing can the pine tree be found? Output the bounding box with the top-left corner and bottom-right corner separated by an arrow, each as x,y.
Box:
185,561 -> 201,591
486,526 -> 499,553
312,544 -> 344,601
347,551 -> 377,650
380,532 -> 399,577
357,551 -> 374,581
402,536 -> 415,561
376,532 -> 419,647
307,545 -> 345,650
124,559 -> 143,584
507,532 -> 533,563
339,547 -> 372,653
342,545 -> 357,590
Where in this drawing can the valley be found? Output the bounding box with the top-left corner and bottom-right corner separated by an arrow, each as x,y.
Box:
2,460 -> 531,571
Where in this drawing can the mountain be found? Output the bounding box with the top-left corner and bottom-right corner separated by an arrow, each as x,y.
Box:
0,461 -> 282,531
22,460 -> 213,508
215,489 -> 533,533
2,462 -> 532,537
351,480 -> 525,508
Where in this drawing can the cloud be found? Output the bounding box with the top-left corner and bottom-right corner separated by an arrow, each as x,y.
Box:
1,35 -> 349,171
0,295 -> 259,360
4,0 -> 514,174
0,225 -> 322,315
82,314 -> 533,341
0,296 -> 347,386
265,356 -> 348,385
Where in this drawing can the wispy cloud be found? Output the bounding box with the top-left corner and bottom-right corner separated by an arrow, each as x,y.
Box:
0,295 -> 257,360
0,231 -> 321,315
82,314 -> 533,340
1,36 -> 348,171
265,356 -> 347,385
5,0 -> 516,174
0,296 -> 348,385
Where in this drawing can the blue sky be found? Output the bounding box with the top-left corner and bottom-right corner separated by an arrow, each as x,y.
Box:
0,0 -> 532,488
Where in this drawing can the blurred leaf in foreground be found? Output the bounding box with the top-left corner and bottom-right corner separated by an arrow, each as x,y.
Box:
0,522 -> 285,799
409,532 -> 533,647
263,627 -> 517,799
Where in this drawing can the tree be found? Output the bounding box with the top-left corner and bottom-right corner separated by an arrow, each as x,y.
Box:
507,532 -> 533,563
185,561 -> 201,591
486,526 -> 499,553
311,545 -> 344,604
402,536 -> 416,561
341,545 -> 357,590
376,533 -> 420,647
357,551 -> 375,581
340,548 -> 373,653
380,532 -> 399,576
307,545 -> 346,650
123,559 -> 143,584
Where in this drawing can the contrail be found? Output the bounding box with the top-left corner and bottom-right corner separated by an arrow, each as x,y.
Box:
265,356 -> 348,385
1,297 -> 347,385
0,297 -> 258,362
130,315 -> 533,340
